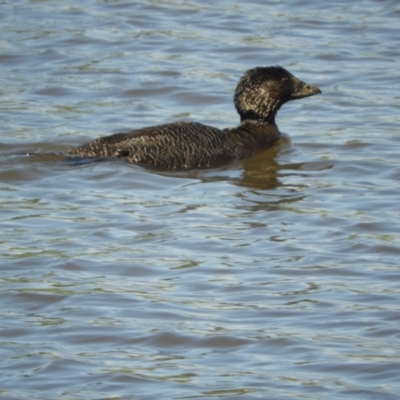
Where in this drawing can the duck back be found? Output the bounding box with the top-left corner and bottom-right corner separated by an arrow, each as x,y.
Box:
70,121 -> 280,170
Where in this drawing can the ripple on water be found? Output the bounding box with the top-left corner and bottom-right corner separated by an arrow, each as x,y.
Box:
1,0 -> 400,399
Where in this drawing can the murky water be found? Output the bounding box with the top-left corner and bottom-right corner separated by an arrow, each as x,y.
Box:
1,0 -> 400,399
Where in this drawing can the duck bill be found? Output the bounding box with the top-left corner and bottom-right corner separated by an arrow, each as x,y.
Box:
291,81 -> 321,100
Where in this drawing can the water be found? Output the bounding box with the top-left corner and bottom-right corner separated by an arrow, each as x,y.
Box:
1,0 -> 400,399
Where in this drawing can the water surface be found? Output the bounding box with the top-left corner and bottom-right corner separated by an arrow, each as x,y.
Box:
1,0 -> 400,399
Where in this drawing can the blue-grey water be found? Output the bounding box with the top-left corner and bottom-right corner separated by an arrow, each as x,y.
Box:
1,1 -> 400,399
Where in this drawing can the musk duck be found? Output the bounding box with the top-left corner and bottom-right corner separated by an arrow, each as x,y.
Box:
69,66 -> 321,170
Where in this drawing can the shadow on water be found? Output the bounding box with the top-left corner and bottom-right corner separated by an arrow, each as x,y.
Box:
158,134 -> 333,191
239,145 -> 283,189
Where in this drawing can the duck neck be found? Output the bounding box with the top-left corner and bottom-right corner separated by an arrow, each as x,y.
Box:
240,113 -> 276,126
238,98 -> 282,126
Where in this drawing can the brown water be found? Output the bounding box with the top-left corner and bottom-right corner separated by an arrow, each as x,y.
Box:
1,1 -> 400,399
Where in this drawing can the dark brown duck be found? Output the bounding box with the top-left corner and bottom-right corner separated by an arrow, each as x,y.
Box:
69,66 -> 321,170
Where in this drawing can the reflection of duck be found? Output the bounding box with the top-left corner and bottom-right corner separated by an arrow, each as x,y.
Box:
69,66 -> 321,170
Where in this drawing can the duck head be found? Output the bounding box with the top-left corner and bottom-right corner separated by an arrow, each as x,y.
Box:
234,66 -> 321,124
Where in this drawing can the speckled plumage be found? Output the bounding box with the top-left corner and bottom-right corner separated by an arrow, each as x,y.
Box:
69,66 -> 321,170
